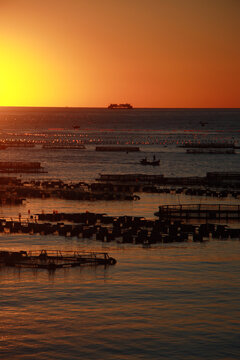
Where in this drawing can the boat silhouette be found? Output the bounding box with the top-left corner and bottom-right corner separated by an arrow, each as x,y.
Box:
108,103 -> 133,109
140,157 -> 160,166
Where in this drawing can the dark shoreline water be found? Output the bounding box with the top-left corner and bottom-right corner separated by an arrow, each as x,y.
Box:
0,108 -> 240,359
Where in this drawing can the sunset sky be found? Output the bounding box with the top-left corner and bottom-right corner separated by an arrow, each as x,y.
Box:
0,0 -> 239,108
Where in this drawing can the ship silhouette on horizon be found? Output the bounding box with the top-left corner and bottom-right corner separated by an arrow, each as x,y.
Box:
108,103 -> 133,109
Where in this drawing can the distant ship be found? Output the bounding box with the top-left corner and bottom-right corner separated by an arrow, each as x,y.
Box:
108,103 -> 133,109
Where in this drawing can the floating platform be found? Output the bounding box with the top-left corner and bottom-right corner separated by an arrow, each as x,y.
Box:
95,146 -> 140,152
206,172 -> 240,185
155,204 -> 240,220
179,142 -> 235,148
0,194 -> 25,206
97,174 -> 164,183
0,141 -> 35,148
0,250 -> 117,270
0,177 -> 21,185
0,162 -> 46,173
1,212 -> 240,245
43,144 -> 85,150
186,149 -> 236,154
13,180 -> 137,201
96,172 -> 240,187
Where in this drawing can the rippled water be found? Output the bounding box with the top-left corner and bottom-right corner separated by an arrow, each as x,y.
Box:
0,108 -> 240,359
0,236 -> 240,359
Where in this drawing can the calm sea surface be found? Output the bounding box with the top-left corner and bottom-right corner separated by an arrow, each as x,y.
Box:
0,108 -> 240,359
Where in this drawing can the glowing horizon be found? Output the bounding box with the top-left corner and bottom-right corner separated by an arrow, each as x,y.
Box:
0,0 -> 239,108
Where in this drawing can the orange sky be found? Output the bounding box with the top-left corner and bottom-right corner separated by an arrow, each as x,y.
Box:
0,0 -> 239,107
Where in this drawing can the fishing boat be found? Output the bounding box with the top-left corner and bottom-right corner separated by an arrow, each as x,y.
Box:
140,158 -> 160,166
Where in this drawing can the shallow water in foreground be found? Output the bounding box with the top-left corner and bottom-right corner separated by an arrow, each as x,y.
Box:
0,235 -> 240,360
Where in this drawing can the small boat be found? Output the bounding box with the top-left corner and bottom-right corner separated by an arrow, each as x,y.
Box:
140,158 -> 160,166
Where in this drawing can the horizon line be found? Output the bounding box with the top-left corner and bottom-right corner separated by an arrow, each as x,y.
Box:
0,106 -> 239,110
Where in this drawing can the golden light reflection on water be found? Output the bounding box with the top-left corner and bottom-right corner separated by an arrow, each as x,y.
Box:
1,241 -> 240,356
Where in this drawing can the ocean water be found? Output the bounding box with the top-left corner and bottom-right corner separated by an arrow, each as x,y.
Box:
0,108 -> 240,359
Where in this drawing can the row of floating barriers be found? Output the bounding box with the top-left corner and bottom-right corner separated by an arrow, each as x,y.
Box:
1,172 -> 240,208
96,172 -> 240,187
1,211 -> 240,248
